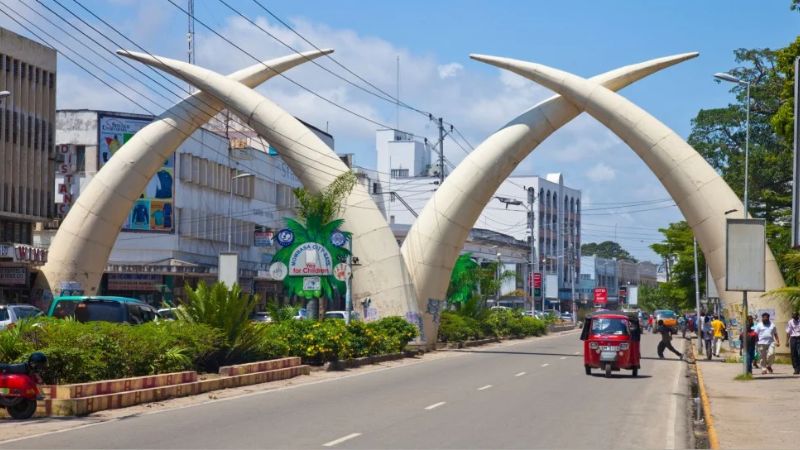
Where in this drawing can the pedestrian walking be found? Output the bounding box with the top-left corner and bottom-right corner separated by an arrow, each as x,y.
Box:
702,316 -> 713,360
657,319 -> 683,359
739,316 -> 757,374
754,312 -> 780,374
786,311 -> 800,375
711,314 -> 726,357
679,315 -> 687,338
647,314 -> 654,332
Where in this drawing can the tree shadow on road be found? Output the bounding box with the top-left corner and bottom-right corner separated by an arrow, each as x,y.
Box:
587,373 -> 653,379
451,349 -> 689,363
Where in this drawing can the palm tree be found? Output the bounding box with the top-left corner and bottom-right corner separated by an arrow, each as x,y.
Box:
768,250 -> 800,310
272,172 -> 356,313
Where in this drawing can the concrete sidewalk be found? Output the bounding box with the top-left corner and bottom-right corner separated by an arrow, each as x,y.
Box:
697,345 -> 800,449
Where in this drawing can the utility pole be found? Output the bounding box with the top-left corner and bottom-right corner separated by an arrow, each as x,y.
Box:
694,238 -> 701,349
438,117 -> 445,184
187,0 -> 195,93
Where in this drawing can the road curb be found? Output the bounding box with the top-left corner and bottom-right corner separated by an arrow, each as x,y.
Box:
690,342 -> 720,450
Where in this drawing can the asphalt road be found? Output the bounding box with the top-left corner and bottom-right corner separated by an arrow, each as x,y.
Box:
2,331 -> 689,449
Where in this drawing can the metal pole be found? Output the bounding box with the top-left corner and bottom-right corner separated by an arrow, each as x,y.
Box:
528,187 -> 536,312
744,81 -> 750,217
345,238 -> 353,324
227,177 -> 234,252
438,117 -> 445,184
694,238 -> 701,346
571,255 -> 576,324
742,81 -> 751,377
495,253 -> 501,306
792,57 -> 800,247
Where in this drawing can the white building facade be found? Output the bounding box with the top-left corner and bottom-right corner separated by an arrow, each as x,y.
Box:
371,129 -> 582,305
40,109 -> 328,306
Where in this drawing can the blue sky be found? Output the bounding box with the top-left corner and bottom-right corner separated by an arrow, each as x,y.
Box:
2,0 -> 797,261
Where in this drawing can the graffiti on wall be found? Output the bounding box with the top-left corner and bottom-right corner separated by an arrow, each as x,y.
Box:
426,298 -> 443,324
405,311 -> 424,342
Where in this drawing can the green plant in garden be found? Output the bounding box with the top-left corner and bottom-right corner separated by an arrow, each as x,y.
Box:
175,281 -> 261,365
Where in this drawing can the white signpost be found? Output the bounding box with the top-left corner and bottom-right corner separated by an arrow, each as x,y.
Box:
726,218 -> 766,376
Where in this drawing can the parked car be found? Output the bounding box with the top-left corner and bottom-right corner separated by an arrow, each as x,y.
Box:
157,307 -> 178,321
560,312 -> 574,322
324,311 -> 360,321
250,312 -> 272,323
0,304 -> 43,330
294,308 -> 308,320
47,296 -> 158,324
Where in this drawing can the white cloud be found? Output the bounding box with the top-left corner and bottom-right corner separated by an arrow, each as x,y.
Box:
437,63 -> 463,79
586,162 -> 616,182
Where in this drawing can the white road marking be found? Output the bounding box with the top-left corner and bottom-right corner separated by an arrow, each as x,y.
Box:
666,351 -> 682,449
541,363 -> 550,367
425,401 -> 446,410
560,356 -> 567,360
574,351 -> 580,355
323,433 -> 362,447
477,384 -> 492,391
515,371 -> 526,377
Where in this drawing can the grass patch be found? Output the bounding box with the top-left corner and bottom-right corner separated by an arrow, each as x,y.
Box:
734,372 -> 754,381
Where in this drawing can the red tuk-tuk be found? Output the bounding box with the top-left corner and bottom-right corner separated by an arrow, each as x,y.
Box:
580,311 -> 641,377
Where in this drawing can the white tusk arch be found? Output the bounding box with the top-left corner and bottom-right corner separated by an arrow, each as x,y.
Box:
402,53 -> 698,346
39,50 -> 334,299
471,54 -> 787,331
118,51 -> 422,331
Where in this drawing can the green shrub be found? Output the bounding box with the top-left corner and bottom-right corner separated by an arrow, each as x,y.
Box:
439,312 -> 483,342
369,316 -> 418,352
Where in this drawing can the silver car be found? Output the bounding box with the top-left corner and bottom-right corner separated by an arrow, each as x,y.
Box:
0,304 -> 43,330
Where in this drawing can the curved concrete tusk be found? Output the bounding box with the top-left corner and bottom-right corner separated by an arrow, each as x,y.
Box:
40,49 -> 334,299
402,52 -> 697,343
472,55 -> 786,327
118,51 -> 421,328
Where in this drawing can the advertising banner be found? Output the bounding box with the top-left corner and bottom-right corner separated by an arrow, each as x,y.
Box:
107,274 -> 163,292
288,243 -> 333,276
98,114 -> 174,233
254,226 -> 274,247
0,267 -> 27,285
544,274 -> 558,299
725,219 -> 766,292
593,287 -> 608,305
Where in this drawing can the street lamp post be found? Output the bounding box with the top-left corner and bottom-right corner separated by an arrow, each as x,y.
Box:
715,71 -> 751,377
228,172 -> 254,252
495,188 -> 540,313
495,252 -> 502,307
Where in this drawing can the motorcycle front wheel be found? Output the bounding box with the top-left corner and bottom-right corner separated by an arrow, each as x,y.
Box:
7,399 -> 36,419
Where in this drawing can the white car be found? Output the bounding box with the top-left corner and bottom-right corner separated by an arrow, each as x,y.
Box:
324,311 -> 360,321
0,304 -> 43,330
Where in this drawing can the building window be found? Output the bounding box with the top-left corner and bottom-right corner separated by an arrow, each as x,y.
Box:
75,145 -> 86,172
391,168 -> 409,178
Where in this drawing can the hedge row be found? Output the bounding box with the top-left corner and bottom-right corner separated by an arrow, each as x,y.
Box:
0,316 -> 417,384
438,309 -> 547,342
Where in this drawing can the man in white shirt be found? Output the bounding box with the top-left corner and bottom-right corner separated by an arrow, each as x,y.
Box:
755,312 -> 780,375
786,311 -> 800,375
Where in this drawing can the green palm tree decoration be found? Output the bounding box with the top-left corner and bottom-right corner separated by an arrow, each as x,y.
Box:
448,253 -> 479,303
272,172 -> 356,301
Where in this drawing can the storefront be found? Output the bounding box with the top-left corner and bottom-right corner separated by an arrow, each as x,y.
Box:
0,243 -> 48,305
102,260 -> 217,306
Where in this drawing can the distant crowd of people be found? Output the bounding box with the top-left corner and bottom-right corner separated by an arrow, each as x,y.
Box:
676,310 -> 800,376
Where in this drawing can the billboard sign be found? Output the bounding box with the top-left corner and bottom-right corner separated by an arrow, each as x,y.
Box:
726,219 -> 766,292
288,243 -> 333,276
593,287 -> 608,305
98,114 -> 174,233
544,274 -> 558,299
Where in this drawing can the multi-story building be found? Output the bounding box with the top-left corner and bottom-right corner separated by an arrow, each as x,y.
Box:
37,109 -> 329,306
372,129 -> 582,306
0,28 -> 56,303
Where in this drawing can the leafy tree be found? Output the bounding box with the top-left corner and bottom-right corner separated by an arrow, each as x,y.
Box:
581,241 -> 637,262
648,221 -> 704,312
769,251 -> 800,311
770,36 -> 800,141
687,47 -> 794,274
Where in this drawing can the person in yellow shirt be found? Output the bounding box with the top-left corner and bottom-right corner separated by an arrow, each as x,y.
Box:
711,315 -> 726,357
